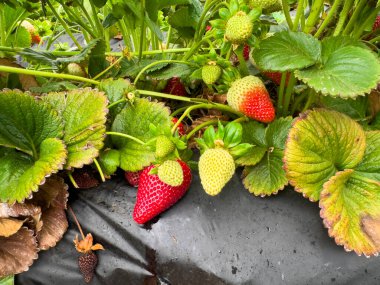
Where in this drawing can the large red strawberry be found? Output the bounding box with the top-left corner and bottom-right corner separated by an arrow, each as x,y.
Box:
124,170 -> 143,187
163,77 -> 187,96
373,15 -> 380,31
171,117 -> 186,136
263,71 -> 290,86
133,160 -> 192,224
227,75 -> 275,123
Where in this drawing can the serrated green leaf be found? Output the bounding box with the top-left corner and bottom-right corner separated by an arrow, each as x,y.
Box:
320,170 -> 380,256
355,131 -> 380,181
284,109 -> 366,201
253,31 -> 321,72
319,95 -> 368,120
243,150 -> 287,196
111,98 -> 171,171
42,89 -> 108,169
295,44 -> 380,98
235,146 -> 266,166
88,39 -> 109,78
265,117 -> 293,149
223,122 -> 242,148
29,81 -> 77,93
118,58 -> 170,78
0,90 -> 63,154
0,276 -> 14,285
0,138 -> 67,203
241,121 -> 266,146
229,143 -> 253,158
149,64 -> 196,80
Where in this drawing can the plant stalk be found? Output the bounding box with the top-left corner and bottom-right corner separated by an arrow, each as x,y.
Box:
315,0 -> 343,38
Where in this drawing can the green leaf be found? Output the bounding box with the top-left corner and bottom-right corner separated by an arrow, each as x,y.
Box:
42,89 -> 108,169
241,121 -> 266,147
6,26 -> 31,48
319,95 -> 368,120
88,39 -> 109,78
0,138 -> 67,203
253,31 -> 321,72
243,150 -> 287,196
229,143 -> 253,158
111,98 -> 171,171
295,40 -> 380,98
265,117 -> 293,149
91,0 -> 106,8
355,131 -> 380,181
284,109 -> 366,201
148,64 -> 196,80
0,276 -> 14,285
223,122 -> 242,148
0,90 -> 63,155
98,149 -> 120,176
235,146 -> 266,166
29,81 -> 77,93
320,169 -> 380,256
202,125 -> 216,149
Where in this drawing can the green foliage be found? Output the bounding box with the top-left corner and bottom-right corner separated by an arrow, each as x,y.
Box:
240,117 -> 292,196
111,98 -> 172,171
0,276 -> 14,285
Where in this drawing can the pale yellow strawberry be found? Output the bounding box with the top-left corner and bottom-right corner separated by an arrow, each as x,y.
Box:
157,160 -> 184,186
225,11 -> 253,44
198,148 -> 235,196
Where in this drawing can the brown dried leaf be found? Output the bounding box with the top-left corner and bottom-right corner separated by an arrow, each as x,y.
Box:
0,58 -> 38,90
31,175 -> 68,209
0,218 -> 24,237
0,203 -> 41,218
0,227 -> 38,277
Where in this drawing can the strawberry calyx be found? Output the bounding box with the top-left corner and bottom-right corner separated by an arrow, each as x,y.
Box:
74,233 -> 104,254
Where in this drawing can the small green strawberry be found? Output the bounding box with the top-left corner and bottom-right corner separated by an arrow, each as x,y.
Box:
157,160 -> 184,187
227,75 -> 275,123
66,63 -> 87,77
199,148 -> 235,196
202,62 -> 222,85
156,135 -> 175,159
249,0 -> 282,13
225,11 -> 253,45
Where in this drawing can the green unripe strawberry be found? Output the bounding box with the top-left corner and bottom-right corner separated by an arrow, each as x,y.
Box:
202,63 -> 222,85
199,148 -> 235,196
155,135 -> 175,158
249,0 -> 282,13
157,160 -> 184,186
225,11 -> 253,45
66,63 -> 86,77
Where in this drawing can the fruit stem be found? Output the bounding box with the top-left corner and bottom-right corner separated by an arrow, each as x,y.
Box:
342,0 -> 367,36
46,0 -> 82,50
138,0 -> 146,61
304,0 -> 324,33
235,45 -> 249,77
314,0 -> 343,38
171,105 -> 192,117
186,119 -> 221,140
282,0 -> 294,30
333,0 -> 355,36
302,88 -> 316,112
0,65 -> 100,85
68,172 -> 79,189
282,73 -> 297,116
91,55 -> 124,81
292,0 -> 305,31
68,206 -> 86,240
195,0 -> 219,42
352,5 -> 380,39
106,132 -> 146,145
183,35 -> 214,61
137,89 -> 203,103
133,59 -> 198,85
107,98 -> 127,109
93,158 -> 105,183
277,72 -> 288,115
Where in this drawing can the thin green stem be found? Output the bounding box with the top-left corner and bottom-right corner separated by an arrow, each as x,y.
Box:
342,0 -> 367,36
93,158 -> 105,182
90,2 -> 103,37
138,89 -> 194,103
195,0 -> 219,42
106,132 -> 145,145
302,89 -> 316,112
134,60 -> 198,85
186,120 -> 220,140
315,0 -> 343,38
353,5 -> 380,39
63,5 -> 96,38
369,35 -> 380,44
108,98 -> 126,109
183,35 -> 213,61
333,0 -> 354,36
171,105 -> 192,117
46,0 -> 82,49
0,65 -> 99,85
282,0 -> 294,30
68,172 -> 79,189
235,45 -> 249,77
304,0 -> 324,33
138,0 -> 145,61
277,72 -> 288,116
0,5 -> 7,46
290,92 -> 308,115
92,55 -> 124,80
292,0 -> 305,31
77,3 -> 97,34
118,20 -> 132,51
282,73 -> 297,116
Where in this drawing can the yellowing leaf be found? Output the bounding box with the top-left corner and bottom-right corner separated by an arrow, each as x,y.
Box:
0,218 -> 24,237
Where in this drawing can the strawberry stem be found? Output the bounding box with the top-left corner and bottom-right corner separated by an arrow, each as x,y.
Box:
292,0 -> 306,32
304,0 -> 324,33
68,172 -> 79,189
93,158 -> 106,183
282,73 -> 297,116
68,206 -> 86,240
106,132 -> 146,145
342,0 -> 367,36
282,0 -> 294,30
314,0 -> 343,38
235,45 -> 249,77
333,0 -> 355,36
107,98 -> 127,109
0,65 -> 99,85
277,72 -> 288,116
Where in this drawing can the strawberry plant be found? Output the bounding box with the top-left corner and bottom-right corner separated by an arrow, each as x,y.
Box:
1,0 -> 380,282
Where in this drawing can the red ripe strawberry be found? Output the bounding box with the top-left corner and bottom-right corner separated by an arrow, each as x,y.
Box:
243,44 -> 250,61
263,71 -> 290,86
206,25 -> 212,32
373,16 -> 380,31
227,75 -> 275,123
133,160 -> 192,224
31,34 -> 41,44
163,77 -> 187,96
125,170 -> 142,187
171,117 -> 186,136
